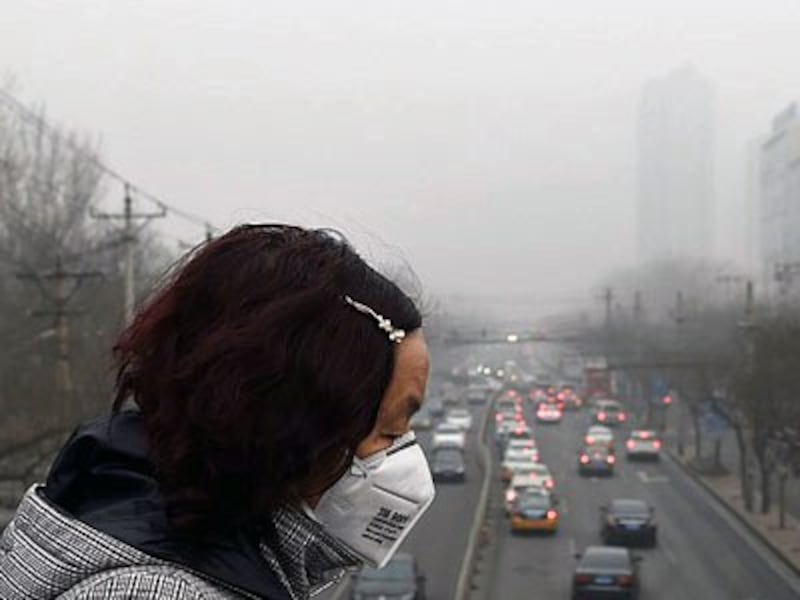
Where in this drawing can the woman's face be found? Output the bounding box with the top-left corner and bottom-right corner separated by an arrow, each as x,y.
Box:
304,330 -> 430,507
355,329 -> 430,458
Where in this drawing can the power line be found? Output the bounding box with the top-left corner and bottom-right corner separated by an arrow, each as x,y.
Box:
0,86 -> 218,234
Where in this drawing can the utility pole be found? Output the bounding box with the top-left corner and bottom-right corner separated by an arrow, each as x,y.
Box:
632,290 -> 649,426
17,256 -> 102,423
91,184 -> 166,323
739,279 -> 757,511
672,290 -> 687,456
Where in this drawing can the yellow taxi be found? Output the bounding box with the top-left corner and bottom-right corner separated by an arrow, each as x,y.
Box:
509,487 -> 560,534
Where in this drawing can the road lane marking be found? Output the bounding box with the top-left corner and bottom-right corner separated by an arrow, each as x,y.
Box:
662,541 -> 678,566
637,470 -> 669,484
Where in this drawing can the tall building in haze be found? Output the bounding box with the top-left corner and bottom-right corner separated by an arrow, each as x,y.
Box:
759,103 -> 800,289
636,65 -> 715,263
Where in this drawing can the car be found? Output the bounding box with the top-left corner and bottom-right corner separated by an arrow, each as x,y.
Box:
445,408 -> 473,431
495,393 -> 523,412
501,448 -> 540,480
536,403 -> 563,424
409,407 -> 433,430
579,446 -> 616,476
350,552 -> 427,600
510,487 -> 560,534
501,455 -> 542,482
504,466 -> 555,511
601,499 -> 657,547
592,399 -> 628,427
428,398 -> 445,418
431,447 -> 466,482
572,546 -> 641,600
625,430 -> 662,461
466,386 -> 488,405
432,422 -> 466,449
585,425 -> 615,450
520,463 -> 554,489
506,438 -> 537,452
499,424 -> 534,452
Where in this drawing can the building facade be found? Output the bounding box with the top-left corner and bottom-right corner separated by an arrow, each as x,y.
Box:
759,103 -> 800,292
636,65 -> 715,264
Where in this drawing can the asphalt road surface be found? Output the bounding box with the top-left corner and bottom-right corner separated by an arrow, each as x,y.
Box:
484,398 -> 800,600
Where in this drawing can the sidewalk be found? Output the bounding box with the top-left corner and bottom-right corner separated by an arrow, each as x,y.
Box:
668,447 -> 800,575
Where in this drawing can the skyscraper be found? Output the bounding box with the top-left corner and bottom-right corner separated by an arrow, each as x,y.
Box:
636,65 -> 715,263
759,103 -> 800,291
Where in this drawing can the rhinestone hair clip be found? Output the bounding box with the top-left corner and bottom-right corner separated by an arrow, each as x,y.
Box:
343,295 -> 407,344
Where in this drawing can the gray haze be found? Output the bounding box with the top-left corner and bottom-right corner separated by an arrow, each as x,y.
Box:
3,0 -> 800,311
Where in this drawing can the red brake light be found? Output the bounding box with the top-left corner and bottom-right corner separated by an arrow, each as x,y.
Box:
574,574 -> 592,584
663,395 -> 673,405
653,440 -> 662,449
545,479 -> 554,489
617,575 -> 634,586
505,490 -> 517,502
598,412 -> 607,421
626,440 -> 636,449
607,455 -> 616,464
640,431 -> 650,439
618,413 -> 627,422
546,509 -> 558,520
585,436 -> 594,445
580,455 -> 590,464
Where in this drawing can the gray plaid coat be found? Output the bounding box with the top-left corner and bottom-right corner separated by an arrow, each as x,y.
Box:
0,485 -> 355,599
0,485 -> 246,599
0,410 -> 360,599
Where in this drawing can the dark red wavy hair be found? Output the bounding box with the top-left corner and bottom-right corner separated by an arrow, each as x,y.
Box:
112,224 -> 422,534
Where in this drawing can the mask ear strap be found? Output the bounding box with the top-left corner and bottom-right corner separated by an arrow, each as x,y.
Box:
343,295 -> 407,343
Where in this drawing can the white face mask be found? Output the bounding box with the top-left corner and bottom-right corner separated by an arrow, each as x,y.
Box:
311,431 -> 436,568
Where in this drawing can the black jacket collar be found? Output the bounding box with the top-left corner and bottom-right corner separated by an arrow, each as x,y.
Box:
44,411 -> 290,600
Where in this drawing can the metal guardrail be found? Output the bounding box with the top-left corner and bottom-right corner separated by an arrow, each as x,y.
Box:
453,396 -> 494,600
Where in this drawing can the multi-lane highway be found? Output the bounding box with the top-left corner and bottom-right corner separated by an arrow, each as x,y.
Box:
483,396 -> 800,600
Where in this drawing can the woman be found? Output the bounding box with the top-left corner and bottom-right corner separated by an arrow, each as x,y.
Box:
0,224 -> 435,599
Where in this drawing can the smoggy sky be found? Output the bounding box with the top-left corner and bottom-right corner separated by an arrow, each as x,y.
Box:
3,1 -> 800,313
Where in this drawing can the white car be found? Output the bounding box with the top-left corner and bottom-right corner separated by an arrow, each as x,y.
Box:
536,403 -> 563,424
625,429 -> 662,460
585,425 -> 615,449
445,408 -> 473,431
503,446 -> 539,465
501,454 -> 546,482
506,438 -> 537,452
433,422 -> 466,449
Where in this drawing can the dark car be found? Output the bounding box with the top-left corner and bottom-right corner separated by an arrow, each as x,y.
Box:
428,397 -> 445,418
572,546 -> 641,599
592,399 -> 628,427
350,552 -> 426,600
602,499 -> 657,547
431,447 -> 466,482
578,446 -> 616,477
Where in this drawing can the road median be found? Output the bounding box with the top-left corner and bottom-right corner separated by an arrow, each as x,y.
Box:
454,396 -> 495,600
